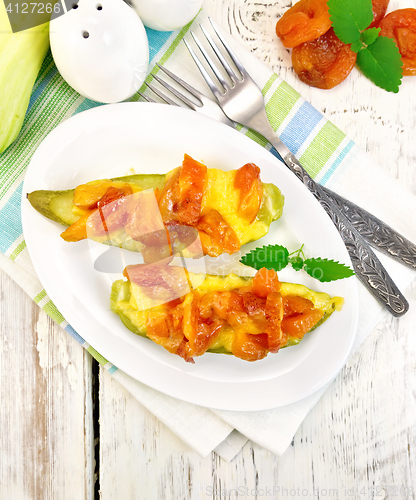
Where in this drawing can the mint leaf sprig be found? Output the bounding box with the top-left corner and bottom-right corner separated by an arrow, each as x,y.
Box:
328,0 -> 403,93
240,244 -> 355,283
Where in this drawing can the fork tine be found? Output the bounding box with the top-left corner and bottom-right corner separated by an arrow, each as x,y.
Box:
200,24 -> 240,82
189,31 -> 230,91
145,82 -> 179,106
151,74 -> 199,109
156,63 -> 206,103
208,17 -> 248,79
138,91 -> 156,103
184,39 -> 223,100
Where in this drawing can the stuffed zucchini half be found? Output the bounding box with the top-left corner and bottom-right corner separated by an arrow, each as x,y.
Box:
27,154 -> 284,259
111,265 -> 344,363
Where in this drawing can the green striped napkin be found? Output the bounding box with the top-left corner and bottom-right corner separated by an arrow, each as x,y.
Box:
1,10 -> 415,460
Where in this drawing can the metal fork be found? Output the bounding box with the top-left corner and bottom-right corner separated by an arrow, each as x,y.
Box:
143,64 -> 416,278
181,18 -> 410,317
140,61 -> 412,316
140,63 -> 235,128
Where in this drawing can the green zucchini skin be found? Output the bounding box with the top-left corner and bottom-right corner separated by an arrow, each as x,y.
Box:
26,172 -> 284,255
112,304 -> 334,354
27,189 -> 75,226
110,277 -> 342,357
27,174 -> 167,227
0,10 -> 50,154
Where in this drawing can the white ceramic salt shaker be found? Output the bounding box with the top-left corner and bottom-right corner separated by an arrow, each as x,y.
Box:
50,0 -> 149,103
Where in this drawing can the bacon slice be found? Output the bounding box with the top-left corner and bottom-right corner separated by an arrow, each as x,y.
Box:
86,194 -> 131,237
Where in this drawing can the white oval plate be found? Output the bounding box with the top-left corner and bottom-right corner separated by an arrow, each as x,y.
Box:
22,102 -> 358,411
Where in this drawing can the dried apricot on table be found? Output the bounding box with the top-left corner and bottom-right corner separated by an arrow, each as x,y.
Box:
292,28 -> 357,89
379,8 -> 416,76
369,0 -> 390,28
275,0 -> 331,48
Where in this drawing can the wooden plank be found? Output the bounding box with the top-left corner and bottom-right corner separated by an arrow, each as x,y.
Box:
0,270 -> 94,500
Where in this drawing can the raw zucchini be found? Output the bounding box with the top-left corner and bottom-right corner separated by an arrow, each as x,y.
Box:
0,5 -> 49,154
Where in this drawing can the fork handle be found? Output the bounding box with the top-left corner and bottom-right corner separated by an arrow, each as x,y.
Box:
273,144 -> 409,317
320,188 -> 416,271
270,141 -> 416,271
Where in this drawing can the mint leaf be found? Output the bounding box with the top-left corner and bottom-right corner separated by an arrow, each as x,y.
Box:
356,36 -> 403,93
351,40 -> 364,53
328,0 -> 373,44
241,244 -> 354,283
361,27 -> 381,47
240,244 -> 289,271
290,255 -> 304,271
303,258 -> 355,283
351,28 -> 381,53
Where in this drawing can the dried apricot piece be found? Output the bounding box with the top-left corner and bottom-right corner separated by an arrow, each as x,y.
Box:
73,181 -> 113,210
96,185 -> 133,209
234,163 -> 263,223
231,330 -> 269,361
146,309 -> 194,363
86,194 -> 131,237
369,0 -> 390,28
283,295 -> 314,316
60,213 -> 91,242
379,8 -> 416,76
265,291 -> 285,353
275,0 -> 331,48
73,181 -> 132,210
177,154 -> 207,225
197,209 -> 241,256
292,28 -> 357,89
282,309 -> 324,338
252,267 -> 281,298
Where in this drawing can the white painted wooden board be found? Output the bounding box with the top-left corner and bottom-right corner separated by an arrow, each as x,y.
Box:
99,0 -> 416,497
0,271 -> 94,500
1,0 -> 416,497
